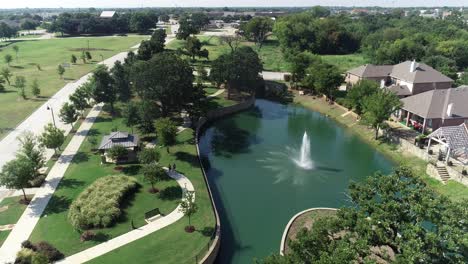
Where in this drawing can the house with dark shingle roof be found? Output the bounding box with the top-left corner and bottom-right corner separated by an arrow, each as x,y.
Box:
346,60 -> 453,97
397,86 -> 468,133
98,131 -> 139,150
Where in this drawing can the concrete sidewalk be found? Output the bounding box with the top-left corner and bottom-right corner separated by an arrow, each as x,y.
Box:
0,104 -> 103,263
57,169 -> 194,264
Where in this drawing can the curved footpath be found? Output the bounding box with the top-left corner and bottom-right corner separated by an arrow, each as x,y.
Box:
280,207 -> 338,256
57,169 -> 194,264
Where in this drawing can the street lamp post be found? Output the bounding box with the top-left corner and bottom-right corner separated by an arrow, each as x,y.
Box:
47,105 -> 57,128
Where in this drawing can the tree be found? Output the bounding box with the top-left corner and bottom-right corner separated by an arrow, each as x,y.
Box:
179,190 -> 198,232
138,148 -> 160,164
31,78 -> 40,97
309,5 -> 331,18
141,162 -> 166,193
361,89 -> 402,139
289,52 -> 321,86
210,46 -> 263,99
159,14 -> 170,23
262,166 -> 468,263
242,17 -> 274,48
21,20 -> 37,33
4,54 -> 13,67
155,117 -> 177,146
131,52 -> 194,116
456,70 -> 468,86
17,132 -> 44,178
1,67 -> 12,85
110,60 -> 131,102
149,29 -> 166,54
0,156 -> 35,202
219,35 -> 241,52
91,65 -> 116,114
303,63 -> 343,99
107,145 -> 127,163
69,86 -> 90,116
136,40 -> 153,61
80,52 -> 86,64
184,36 -> 202,61
129,12 -> 154,33
0,76 -> 5,92
345,80 -> 379,114
122,102 -> 139,133
57,65 -> 65,79
59,102 -> 78,130
39,123 -> 65,155
70,54 -> 77,64
85,51 -> 92,61
136,100 -> 159,134
12,45 -> 19,62
15,75 -> 27,99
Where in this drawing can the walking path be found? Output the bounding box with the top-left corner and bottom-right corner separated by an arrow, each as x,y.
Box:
57,169 -> 194,264
0,104 -> 103,263
207,89 -> 225,98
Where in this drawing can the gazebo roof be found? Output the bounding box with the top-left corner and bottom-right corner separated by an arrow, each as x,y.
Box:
428,124 -> 468,151
98,131 -> 139,150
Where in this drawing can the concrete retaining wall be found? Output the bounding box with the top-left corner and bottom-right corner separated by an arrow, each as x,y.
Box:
446,165 -> 468,186
426,163 -> 441,181
195,98 -> 255,264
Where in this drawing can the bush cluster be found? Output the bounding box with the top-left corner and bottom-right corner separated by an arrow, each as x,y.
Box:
16,240 -> 63,263
68,175 -> 138,229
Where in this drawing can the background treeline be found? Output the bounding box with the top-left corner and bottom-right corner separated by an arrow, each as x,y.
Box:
275,7 -> 468,77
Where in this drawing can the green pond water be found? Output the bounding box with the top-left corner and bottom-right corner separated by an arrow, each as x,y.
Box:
198,99 -> 394,263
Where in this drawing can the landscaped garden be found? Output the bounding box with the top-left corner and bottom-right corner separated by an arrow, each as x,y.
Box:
0,36 -> 147,138
28,107 -> 182,255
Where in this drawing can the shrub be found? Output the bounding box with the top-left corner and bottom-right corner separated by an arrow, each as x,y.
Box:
138,148 -> 161,164
80,230 -> 95,242
21,240 -> 36,250
462,169 -> 467,175
448,161 -> 453,166
35,241 -> 64,261
107,145 -> 128,162
15,248 -> 36,264
68,175 -> 138,229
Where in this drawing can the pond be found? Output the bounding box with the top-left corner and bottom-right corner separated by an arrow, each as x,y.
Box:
198,99 -> 394,263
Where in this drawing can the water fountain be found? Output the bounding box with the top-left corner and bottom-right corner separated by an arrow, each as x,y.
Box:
293,132 -> 314,170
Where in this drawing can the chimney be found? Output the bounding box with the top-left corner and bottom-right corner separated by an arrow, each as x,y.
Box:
446,103 -> 453,117
410,60 -> 417,72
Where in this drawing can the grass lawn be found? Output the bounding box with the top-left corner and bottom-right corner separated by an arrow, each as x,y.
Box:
0,36 -> 147,138
29,108 -> 181,256
321,53 -> 369,72
203,87 -> 220,95
294,95 -> 468,202
204,87 -> 237,109
167,35 -> 289,72
0,195 -> 33,246
87,128 -> 216,264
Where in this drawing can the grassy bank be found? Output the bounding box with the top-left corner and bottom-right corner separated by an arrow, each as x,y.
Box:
0,195 -> 33,246
0,36 -> 147,138
294,94 -> 468,202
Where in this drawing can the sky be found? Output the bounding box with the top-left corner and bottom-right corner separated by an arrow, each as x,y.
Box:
0,0 -> 466,9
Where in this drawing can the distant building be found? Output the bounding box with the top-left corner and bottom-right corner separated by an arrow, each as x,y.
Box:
100,11 -> 116,19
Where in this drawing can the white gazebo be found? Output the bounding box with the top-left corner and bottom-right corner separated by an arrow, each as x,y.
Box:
427,124 -> 468,164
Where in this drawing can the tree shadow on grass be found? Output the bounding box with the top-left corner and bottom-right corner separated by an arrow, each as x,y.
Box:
159,186 -> 182,201
174,151 -> 199,167
197,226 -> 215,237
42,195 -> 71,215
90,232 -> 110,242
58,178 -> 85,189
122,165 -> 141,176
71,152 -> 89,164
113,184 -> 141,224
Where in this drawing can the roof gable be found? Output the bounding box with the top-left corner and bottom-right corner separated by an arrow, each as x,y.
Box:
391,61 -> 453,83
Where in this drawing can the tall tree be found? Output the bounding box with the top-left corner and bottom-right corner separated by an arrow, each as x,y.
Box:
122,102 -> 139,133
59,102 -> 78,130
155,118 -> 177,146
179,190 -> 198,232
69,86 -> 90,116
15,76 -> 27,99
136,100 -> 159,134
31,78 -> 40,97
138,148 -> 160,164
345,80 -> 379,114
184,36 -> 202,61
70,54 -> 77,64
303,63 -> 343,100
17,132 -> 44,178
131,52 -> 194,116
210,46 -> 263,99
39,123 -> 65,155
4,54 -> 13,67
142,162 -> 166,193
149,29 -> 167,54
91,65 -> 116,113
242,17 -> 274,48
1,67 -> 12,85
136,40 -> 153,61
361,89 -> 402,139
0,156 -> 35,202
289,52 -> 321,86
110,60 -> 131,102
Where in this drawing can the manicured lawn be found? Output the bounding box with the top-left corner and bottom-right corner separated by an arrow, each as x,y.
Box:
203,87 -> 219,95
167,35 -> 288,72
0,196 -> 33,246
294,94 -> 468,202
0,36 -> 147,138
87,128 -> 216,264
29,108 -> 181,256
321,53 -> 369,72
0,196 -> 32,226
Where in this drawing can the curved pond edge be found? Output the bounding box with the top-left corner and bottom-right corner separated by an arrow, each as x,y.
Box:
280,207 -> 338,256
195,97 -> 255,263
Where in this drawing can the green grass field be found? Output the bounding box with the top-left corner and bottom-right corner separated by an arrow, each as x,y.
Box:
0,195 -> 33,246
0,36 -> 147,138
87,128 -> 216,264
294,95 -> 468,202
29,108 -> 181,256
321,54 -> 369,72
